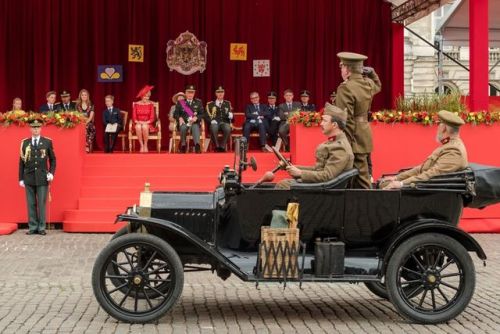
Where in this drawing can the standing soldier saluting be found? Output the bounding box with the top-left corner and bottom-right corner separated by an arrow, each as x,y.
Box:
335,52 -> 381,189
19,119 -> 56,235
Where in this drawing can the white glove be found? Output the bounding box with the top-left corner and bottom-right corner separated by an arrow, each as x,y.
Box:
250,119 -> 256,124
228,112 -> 233,120
273,116 -> 280,121
211,120 -> 217,124
258,119 -> 262,124
47,173 -> 54,182
19,180 -> 25,188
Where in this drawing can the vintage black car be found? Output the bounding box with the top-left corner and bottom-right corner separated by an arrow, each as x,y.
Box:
92,139 -> 500,324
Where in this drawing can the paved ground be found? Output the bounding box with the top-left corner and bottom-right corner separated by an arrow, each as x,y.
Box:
0,231 -> 498,334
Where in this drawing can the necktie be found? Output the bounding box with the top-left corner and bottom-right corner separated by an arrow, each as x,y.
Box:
34,138 -> 38,147
65,104 -> 69,110
288,103 -> 291,110
109,108 -> 112,113
49,104 -> 52,111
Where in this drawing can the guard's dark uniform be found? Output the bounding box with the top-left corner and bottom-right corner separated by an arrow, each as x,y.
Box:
205,100 -> 232,151
19,136 -> 56,233
299,103 -> 316,112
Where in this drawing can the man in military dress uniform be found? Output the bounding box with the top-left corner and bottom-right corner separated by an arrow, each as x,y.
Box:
299,90 -> 316,111
382,110 -> 468,189
205,86 -> 233,152
56,90 -> 77,111
266,91 -> 281,146
174,84 -> 204,153
278,89 -> 301,151
19,120 -> 56,235
276,103 -> 354,189
335,52 -> 381,189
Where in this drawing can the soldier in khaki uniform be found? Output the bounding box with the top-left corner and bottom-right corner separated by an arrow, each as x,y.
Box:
335,52 -> 381,189
19,119 -> 57,235
382,110 -> 468,189
276,103 -> 354,190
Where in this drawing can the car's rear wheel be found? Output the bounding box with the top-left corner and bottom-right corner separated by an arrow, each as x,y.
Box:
386,233 -> 475,324
92,233 -> 184,323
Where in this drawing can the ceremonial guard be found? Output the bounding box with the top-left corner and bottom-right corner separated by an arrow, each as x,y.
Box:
335,52 -> 381,189
56,90 -> 77,111
205,86 -> 233,152
299,90 -> 316,111
174,84 -> 204,153
19,119 -> 56,235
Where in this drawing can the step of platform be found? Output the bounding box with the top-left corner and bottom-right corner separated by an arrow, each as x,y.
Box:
63,152 -> 289,233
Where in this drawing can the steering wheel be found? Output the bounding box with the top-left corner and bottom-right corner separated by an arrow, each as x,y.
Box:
269,145 -> 291,169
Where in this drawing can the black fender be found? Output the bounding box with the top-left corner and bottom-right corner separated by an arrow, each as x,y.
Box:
381,219 -> 487,273
116,214 -> 249,280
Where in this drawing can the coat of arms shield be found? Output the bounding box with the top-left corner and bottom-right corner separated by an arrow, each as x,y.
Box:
166,31 -> 207,75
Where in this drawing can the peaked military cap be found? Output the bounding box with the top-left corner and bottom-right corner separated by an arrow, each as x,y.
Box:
324,103 -> 347,123
29,119 -> 44,128
185,84 -> 196,92
438,110 -> 465,127
267,91 -> 277,98
60,90 -> 71,97
300,90 -> 310,97
337,52 -> 368,66
215,86 -> 225,93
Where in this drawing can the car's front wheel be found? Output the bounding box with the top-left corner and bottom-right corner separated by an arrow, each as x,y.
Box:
386,233 -> 475,324
92,233 -> 184,323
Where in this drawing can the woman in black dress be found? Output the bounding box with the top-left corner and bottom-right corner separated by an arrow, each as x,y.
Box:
77,89 -> 96,153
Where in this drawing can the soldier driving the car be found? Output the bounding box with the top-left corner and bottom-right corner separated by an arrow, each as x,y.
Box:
335,52 -> 381,189
275,103 -> 354,190
19,119 -> 56,235
381,110 -> 468,189
205,86 -> 233,152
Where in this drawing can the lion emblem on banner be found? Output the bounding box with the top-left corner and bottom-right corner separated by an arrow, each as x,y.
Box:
166,31 -> 207,75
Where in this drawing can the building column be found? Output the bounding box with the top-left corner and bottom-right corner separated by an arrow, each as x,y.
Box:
391,22 -> 405,109
469,0 -> 489,111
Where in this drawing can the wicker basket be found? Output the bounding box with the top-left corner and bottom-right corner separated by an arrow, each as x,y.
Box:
259,227 -> 300,279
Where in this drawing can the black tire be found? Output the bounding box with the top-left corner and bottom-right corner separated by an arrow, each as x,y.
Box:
386,233 -> 475,324
365,281 -> 389,299
111,226 -> 129,241
92,233 -> 184,323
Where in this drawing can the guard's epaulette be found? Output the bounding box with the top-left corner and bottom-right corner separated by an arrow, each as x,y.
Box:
21,137 -> 30,143
54,102 -> 61,106
43,136 -> 52,141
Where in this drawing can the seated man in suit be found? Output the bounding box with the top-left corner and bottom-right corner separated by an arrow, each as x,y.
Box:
299,90 -> 316,111
205,86 -> 233,152
276,103 -> 354,189
382,110 -> 468,189
243,92 -> 269,152
56,90 -> 77,111
102,95 -> 123,153
278,89 -> 301,151
39,91 -> 57,113
174,84 -> 204,153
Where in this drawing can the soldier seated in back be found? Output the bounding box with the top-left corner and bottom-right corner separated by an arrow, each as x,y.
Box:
381,110 -> 468,189
275,103 -> 354,190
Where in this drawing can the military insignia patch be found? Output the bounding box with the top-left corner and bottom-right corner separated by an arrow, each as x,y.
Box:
166,31 -> 207,75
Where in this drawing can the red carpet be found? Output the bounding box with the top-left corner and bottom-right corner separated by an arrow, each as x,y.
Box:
63,152 -> 288,232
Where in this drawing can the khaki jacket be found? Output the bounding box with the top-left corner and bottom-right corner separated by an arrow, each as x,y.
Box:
397,137 -> 468,185
335,72 -> 381,154
299,132 -> 354,183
